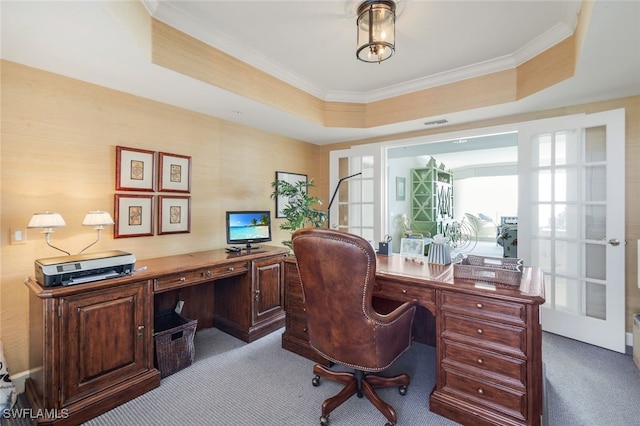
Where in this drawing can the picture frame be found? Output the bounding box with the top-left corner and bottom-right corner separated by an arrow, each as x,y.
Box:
158,152 -> 192,193
114,194 -> 154,238
400,237 -> 424,259
115,146 -> 156,191
396,176 -> 406,201
158,195 -> 191,235
275,171 -> 308,218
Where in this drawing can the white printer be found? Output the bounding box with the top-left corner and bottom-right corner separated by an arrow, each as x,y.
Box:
35,250 -> 136,287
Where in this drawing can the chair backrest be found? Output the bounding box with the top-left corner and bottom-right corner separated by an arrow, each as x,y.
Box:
292,228 -> 412,371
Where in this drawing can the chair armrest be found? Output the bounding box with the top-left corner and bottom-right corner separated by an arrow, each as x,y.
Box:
369,298 -> 418,326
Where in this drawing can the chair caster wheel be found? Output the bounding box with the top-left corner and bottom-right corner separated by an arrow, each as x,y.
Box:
320,414 -> 329,425
399,385 -> 408,395
312,375 -> 321,386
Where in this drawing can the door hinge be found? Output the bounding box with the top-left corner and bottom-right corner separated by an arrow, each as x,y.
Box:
58,304 -> 62,317
58,388 -> 62,404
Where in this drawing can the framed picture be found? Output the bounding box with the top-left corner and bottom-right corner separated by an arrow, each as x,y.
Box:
158,152 -> 191,193
400,237 -> 424,259
116,146 -> 155,191
114,194 -> 154,238
158,195 -> 191,235
396,176 -> 406,201
275,171 -> 307,218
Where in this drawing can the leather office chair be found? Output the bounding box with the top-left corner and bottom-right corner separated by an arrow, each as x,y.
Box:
292,228 -> 418,426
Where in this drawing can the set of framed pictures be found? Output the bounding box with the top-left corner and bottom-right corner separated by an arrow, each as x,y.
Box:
114,146 -> 191,238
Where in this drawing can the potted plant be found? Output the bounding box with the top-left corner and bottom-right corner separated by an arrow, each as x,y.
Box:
270,178 -> 327,249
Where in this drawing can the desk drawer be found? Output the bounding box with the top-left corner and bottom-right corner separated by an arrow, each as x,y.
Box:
375,279 -> 435,305
441,339 -> 526,388
286,292 -> 305,314
285,314 -> 309,340
154,262 -> 248,292
211,261 -> 249,278
442,312 -> 526,358
441,368 -> 527,422
441,292 -> 525,325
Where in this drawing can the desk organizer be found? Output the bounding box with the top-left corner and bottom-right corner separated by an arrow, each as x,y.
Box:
454,255 -> 523,286
154,310 -> 197,378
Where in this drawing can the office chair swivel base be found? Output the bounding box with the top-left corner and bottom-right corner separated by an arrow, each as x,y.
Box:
312,364 -> 409,426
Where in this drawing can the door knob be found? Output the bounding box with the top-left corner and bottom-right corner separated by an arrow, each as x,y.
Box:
607,238 -> 621,246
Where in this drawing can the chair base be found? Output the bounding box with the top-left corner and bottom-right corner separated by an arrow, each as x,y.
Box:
312,363 -> 409,425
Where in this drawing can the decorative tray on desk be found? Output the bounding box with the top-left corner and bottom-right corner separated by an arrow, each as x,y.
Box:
454,255 -> 523,286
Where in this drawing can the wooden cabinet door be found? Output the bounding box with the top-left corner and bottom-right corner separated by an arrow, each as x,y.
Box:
252,257 -> 284,324
59,281 -> 151,407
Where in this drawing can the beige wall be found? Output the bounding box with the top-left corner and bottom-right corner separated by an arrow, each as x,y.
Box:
0,60 -> 320,379
2,58 -> 639,389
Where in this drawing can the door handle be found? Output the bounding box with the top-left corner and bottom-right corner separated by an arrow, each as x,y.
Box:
607,238 -> 621,246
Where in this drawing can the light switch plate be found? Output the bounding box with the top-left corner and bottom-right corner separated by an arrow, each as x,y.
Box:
10,227 -> 27,245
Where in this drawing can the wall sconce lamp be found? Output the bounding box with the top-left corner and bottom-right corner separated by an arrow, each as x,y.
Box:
79,211 -> 115,254
27,212 -> 71,256
356,0 -> 396,63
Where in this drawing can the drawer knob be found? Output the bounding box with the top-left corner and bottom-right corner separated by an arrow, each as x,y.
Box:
477,358 -> 484,365
477,388 -> 484,395
477,328 -> 483,335
229,267 -> 234,272
476,303 -> 483,309
303,327 -> 307,332
402,289 -> 407,294
180,277 -> 186,282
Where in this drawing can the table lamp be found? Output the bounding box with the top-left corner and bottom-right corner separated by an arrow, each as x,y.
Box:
27,212 -> 70,256
79,211 -> 115,254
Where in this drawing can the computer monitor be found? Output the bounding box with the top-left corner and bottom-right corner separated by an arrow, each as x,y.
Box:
225,210 -> 272,250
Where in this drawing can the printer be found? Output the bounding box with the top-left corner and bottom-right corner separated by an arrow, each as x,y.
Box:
35,250 -> 136,287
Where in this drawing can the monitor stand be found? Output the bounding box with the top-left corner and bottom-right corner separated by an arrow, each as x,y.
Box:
243,243 -> 260,251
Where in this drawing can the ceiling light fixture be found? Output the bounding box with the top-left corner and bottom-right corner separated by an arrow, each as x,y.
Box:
356,0 -> 396,63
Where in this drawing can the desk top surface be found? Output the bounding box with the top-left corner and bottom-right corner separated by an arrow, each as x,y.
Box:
375,254 -> 545,304
27,245 -> 290,297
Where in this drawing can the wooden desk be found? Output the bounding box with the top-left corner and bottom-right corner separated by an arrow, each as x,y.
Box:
24,246 -> 288,425
282,255 -> 545,426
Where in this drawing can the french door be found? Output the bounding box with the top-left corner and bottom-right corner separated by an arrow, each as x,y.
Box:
328,146 -> 384,243
518,109 -> 626,353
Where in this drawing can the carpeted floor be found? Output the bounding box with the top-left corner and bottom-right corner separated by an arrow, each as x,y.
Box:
4,327 -> 640,425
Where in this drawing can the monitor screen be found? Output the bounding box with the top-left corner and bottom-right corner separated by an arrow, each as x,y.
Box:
226,211 -> 272,250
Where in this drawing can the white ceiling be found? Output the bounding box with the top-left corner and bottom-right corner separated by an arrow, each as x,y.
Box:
2,1 -> 639,145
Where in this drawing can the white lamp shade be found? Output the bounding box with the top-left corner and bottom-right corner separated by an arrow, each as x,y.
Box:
82,211 -> 115,227
27,212 -> 66,228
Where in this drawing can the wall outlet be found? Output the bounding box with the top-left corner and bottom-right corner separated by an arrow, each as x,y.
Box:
10,228 -> 27,245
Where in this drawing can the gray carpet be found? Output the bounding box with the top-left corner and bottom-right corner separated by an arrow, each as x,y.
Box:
4,328 -> 640,425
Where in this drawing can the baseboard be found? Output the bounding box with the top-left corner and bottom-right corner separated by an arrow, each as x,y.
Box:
8,367 -> 40,395
626,331 -> 634,355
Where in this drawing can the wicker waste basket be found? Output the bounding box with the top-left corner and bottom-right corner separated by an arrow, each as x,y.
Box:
153,310 -> 197,378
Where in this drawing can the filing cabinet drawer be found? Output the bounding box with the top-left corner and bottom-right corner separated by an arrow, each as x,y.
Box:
374,278 -> 435,305
154,261 -> 248,292
441,368 -> 527,422
442,312 -> 526,358
441,292 -> 525,325
441,339 -> 526,387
